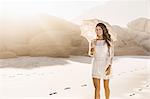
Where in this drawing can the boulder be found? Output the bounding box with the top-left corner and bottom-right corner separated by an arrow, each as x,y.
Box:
0,14 -> 88,58
127,17 -> 150,33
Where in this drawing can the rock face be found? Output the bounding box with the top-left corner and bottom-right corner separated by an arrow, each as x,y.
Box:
0,14 -> 88,58
127,18 -> 150,54
0,15 -> 150,59
112,17 -> 150,55
127,18 -> 150,33
112,25 -> 148,55
80,18 -> 150,56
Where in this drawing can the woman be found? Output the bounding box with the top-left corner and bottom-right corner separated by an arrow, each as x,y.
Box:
89,23 -> 114,99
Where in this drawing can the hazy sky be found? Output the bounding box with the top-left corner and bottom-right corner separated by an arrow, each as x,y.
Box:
0,0 -> 149,26
74,0 -> 149,27
0,0 -> 108,18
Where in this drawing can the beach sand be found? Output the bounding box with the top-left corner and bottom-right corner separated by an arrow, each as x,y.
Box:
0,55 -> 150,99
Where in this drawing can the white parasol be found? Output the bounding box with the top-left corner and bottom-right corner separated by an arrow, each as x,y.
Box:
80,19 -> 117,42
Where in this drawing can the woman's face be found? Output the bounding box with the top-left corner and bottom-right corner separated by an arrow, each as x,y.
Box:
95,26 -> 103,37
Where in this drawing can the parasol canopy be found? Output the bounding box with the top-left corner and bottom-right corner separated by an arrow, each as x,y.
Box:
80,19 -> 117,42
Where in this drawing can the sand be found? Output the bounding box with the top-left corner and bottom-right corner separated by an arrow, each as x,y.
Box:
0,55 -> 150,99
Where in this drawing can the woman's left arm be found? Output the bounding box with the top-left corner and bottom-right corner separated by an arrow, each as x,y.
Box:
109,41 -> 114,65
105,41 -> 114,74
105,41 -> 114,70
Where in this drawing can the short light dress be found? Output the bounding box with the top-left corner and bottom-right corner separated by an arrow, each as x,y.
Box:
90,39 -> 114,79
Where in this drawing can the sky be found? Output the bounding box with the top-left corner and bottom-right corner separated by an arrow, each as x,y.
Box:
0,0 -> 109,19
0,0 -> 149,26
74,0 -> 149,27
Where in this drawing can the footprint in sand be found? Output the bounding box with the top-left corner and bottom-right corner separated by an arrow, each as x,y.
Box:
130,70 -> 133,72
129,92 -> 135,96
64,87 -> 71,90
122,72 -> 126,74
9,75 -> 16,78
130,88 -> 144,96
120,72 -> 126,75
118,73 -> 121,76
16,73 -> 23,76
81,84 -> 87,87
138,88 -> 142,91
146,84 -> 150,88
134,69 -> 137,71
38,73 -> 45,76
25,74 -> 31,76
49,91 -> 58,95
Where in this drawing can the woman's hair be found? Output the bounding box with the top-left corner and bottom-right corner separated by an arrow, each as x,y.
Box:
96,23 -> 112,55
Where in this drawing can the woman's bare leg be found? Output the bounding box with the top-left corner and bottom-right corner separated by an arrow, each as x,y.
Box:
93,78 -> 100,99
104,79 -> 110,99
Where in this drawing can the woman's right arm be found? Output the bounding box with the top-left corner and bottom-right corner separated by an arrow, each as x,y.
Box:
88,40 -> 95,57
